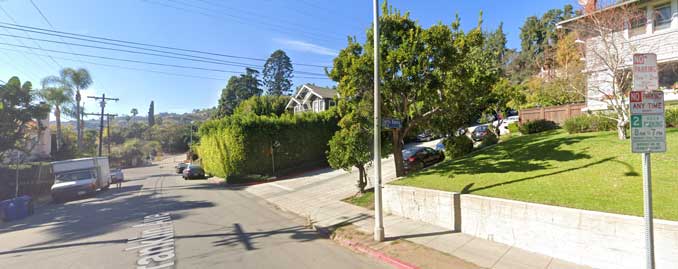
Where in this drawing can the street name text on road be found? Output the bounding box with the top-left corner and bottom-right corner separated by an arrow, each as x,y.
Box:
126,213 -> 176,269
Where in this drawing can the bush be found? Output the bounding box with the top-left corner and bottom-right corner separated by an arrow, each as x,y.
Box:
197,111 -> 339,181
563,114 -> 616,134
480,132 -> 499,148
518,119 -> 558,134
667,107 -> 678,128
507,122 -> 520,134
442,135 -> 474,159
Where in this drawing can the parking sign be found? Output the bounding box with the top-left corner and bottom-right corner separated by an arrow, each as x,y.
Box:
630,91 -> 666,153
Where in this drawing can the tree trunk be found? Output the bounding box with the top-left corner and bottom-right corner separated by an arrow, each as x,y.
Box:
76,90 -> 82,150
617,119 -> 628,140
391,130 -> 405,177
356,164 -> 367,193
55,105 -> 62,152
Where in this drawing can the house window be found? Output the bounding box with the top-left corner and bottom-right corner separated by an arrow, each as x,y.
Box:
654,4 -> 672,31
629,12 -> 647,36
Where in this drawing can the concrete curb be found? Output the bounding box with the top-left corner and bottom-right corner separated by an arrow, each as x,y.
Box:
332,236 -> 420,269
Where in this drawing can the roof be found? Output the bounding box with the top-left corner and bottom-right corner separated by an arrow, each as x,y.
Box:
557,0 -> 642,27
304,84 -> 337,99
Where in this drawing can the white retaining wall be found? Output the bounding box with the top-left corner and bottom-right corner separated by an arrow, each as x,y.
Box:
383,184 -> 678,269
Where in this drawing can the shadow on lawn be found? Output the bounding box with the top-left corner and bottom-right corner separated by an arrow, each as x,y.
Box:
460,157 -> 615,194
418,132 -> 596,179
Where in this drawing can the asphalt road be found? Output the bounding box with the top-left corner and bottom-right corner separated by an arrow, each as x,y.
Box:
0,158 -> 392,269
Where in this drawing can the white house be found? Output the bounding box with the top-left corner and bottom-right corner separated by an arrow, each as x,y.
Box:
558,0 -> 678,111
285,84 -> 338,114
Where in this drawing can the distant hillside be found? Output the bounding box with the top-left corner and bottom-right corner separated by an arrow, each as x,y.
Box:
55,107 -> 216,130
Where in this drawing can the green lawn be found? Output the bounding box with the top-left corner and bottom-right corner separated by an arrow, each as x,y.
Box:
343,189 -> 375,210
392,129 -> 678,220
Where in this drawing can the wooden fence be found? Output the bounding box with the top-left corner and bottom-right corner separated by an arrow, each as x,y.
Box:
0,163 -> 53,201
519,103 -> 586,125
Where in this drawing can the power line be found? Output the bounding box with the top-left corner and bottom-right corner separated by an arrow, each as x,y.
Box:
28,0 -> 85,64
143,0 -> 342,43
0,32 -> 260,69
0,5 -> 60,71
0,22 -> 331,68
0,46 -> 332,80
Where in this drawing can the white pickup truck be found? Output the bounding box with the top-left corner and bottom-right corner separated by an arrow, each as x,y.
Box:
50,157 -> 111,202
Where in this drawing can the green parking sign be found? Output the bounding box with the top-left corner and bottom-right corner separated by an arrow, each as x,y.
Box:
631,115 -> 642,128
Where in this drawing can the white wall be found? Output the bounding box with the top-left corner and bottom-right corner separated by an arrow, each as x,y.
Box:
383,184 -> 678,269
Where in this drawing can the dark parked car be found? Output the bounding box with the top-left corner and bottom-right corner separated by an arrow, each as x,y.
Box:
182,164 -> 205,180
402,147 -> 445,174
110,168 -> 124,184
471,125 -> 490,141
175,162 -> 188,174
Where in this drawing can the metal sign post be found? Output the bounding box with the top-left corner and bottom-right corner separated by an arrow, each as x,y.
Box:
632,53 -> 665,269
372,0 -> 384,242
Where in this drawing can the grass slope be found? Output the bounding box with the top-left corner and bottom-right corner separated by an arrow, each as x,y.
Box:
392,129 -> 678,220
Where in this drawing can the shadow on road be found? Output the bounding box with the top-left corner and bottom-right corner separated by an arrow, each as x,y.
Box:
0,179 -> 215,253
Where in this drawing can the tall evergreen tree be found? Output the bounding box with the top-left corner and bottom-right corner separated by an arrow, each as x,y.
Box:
262,50 -> 293,96
148,101 -> 155,126
216,68 -> 263,117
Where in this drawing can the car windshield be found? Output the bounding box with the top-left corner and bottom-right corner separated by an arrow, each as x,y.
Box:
475,126 -> 488,131
402,148 -> 423,159
55,170 -> 94,182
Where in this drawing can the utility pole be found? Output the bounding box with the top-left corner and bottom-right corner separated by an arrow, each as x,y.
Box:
106,114 -> 117,155
87,94 -> 119,156
372,0 -> 384,242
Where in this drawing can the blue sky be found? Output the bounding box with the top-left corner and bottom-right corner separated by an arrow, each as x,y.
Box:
0,0 -> 576,118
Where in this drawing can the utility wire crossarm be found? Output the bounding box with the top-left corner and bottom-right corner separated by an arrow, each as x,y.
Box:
87,94 -> 119,156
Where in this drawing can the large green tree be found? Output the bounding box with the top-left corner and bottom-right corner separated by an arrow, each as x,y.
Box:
60,68 -> 93,150
329,4 -> 499,177
39,77 -> 73,152
0,76 -> 50,159
217,68 -> 263,117
262,50 -> 293,96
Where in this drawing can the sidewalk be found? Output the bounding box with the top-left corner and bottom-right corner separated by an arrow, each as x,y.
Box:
245,162 -> 590,269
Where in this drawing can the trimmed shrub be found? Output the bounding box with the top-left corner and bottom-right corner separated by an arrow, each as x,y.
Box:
480,132 -> 499,148
507,122 -> 520,134
518,119 -> 558,134
197,111 -> 339,181
667,107 -> 678,128
563,114 -> 617,134
442,135 -> 474,159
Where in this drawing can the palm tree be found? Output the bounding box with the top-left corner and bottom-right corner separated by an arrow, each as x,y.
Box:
130,108 -> 139,122
39,77 -> 73,152
60,68 -> 93,150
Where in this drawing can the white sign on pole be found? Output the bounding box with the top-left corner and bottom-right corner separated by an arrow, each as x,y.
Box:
633,53 -> 659,92
630,91 -> 666,153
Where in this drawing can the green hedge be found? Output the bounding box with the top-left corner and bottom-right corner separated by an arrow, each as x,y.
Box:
667,107 -> 678,128
442,135 -> 474,158
197,111 -> 339,181
480,132 -> 499,148
563,114 -> 617,134
518,119 -> 558,134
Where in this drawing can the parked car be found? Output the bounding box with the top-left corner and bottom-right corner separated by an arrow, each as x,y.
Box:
175,162 -> 188,174
493,115 -> 520,135
471,125 -> 490,141
402,147 -> 445,174
416,131 -> 436,142
110,168 -> 124,184
182,164 -> 205,179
